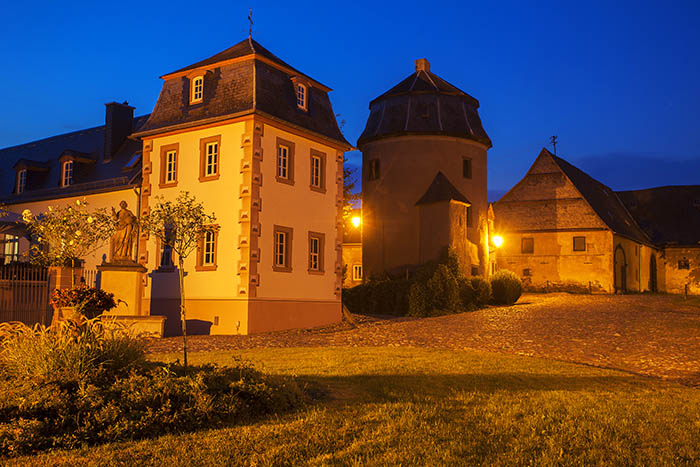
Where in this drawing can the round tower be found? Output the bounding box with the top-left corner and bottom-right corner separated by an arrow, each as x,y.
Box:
358,58 -> 492,279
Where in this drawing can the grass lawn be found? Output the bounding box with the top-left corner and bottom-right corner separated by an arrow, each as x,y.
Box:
9,347 -> 700,466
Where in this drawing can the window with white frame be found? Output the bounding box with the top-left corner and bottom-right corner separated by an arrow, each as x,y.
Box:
205,142 -> 218,176
296,83 -> 307,110
311,154 -> 321,188
191,76 -> 204,103
17,169 -> 27,193
352,264 -> 363,282
203,230 -> 216,265
277,145 -> 289,179
62,161 -> 73,187
273,226 -> 293,272
309,236 -> 320,271
165,150 -> 177,183
1,235 -> 19,264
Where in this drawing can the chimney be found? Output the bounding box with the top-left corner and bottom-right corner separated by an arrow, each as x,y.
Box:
415,58 -> 430,73
104,101 -> 134,162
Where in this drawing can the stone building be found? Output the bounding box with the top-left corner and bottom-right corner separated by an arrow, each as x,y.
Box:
357,58 -> 492,279
493,148 -> 700,294
341,207 -> 363,288
1,38 -> 350,334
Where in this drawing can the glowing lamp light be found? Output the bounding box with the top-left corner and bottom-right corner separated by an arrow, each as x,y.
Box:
492,235 -> 504,248
351,216 -> 361,228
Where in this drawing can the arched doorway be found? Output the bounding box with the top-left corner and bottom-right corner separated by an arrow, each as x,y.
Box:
614,245 -> 627,293
649,254 -> 658,292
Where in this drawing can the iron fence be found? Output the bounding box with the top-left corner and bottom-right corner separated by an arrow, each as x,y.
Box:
0,263 -> 51,325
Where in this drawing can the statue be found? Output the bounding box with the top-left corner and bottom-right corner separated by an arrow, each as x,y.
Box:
111,200 -> 137,262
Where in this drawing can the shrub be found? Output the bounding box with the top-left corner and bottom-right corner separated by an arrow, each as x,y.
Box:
0,319 -> 145,384
0,322 -> 304,457
343,278 -> 410,316
470,277 -> 492,308
50,286 -> 117,318
408,264 -> 461,317
491,270 -> 523,305
457,278 -> 476,311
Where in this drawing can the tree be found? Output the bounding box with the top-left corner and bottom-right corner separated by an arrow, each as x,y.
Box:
22,200 -> 114,286
139,191 -> 217,371
343,156 -> 361,220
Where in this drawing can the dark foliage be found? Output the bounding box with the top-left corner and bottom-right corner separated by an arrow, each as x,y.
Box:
490,270 -> 523,305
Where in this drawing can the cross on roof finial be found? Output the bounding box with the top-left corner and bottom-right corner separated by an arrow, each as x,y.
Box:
248,8 -> 253,39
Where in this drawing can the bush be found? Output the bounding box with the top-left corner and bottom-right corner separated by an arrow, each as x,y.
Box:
408,264 -> 461,317
0,322 -> 304,457
50,286 -> 117,318
490,270 -> 523,305
343,278 -> 411,316
470,277 -> 492,308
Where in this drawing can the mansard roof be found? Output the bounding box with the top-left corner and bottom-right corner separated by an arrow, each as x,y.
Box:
357,60 -> 491,148
544,149 -> 650,244
136,38 -> 350,148
0,115 -> 148,204
617,186 -> 700,247
415,171 -> 471,206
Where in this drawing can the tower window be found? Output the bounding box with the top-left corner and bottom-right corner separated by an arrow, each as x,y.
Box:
17,169 -> 27,193
368,159 -> 380,181
61,161 -> 73,187
573,236 -> 586,252
191,76 -> 204,104
462,157 -> 472,179
521,237 -> 534,254
679,258 -> 690,270
466,206 -> 473,227
296,83 -> 307,110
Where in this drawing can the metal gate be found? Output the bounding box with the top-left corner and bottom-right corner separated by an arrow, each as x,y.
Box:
0,263 -> 51,325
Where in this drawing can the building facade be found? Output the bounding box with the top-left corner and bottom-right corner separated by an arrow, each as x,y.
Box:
357,58 -> 492,279
1,38 -> 350,334
493,148 -> 700,294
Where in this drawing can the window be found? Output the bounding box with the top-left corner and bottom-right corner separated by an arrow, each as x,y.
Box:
309,150 -> 326,192
679,258 -> 690,270
1,234 -> 19,264
196,228 -> 218,271
308,232 -> 325,273
199,136 -> 221,181
352,264 -> 363,281
471,266 -> 479,276
466,206 -> 473,227
273,225 -> 293,272
523,268 -> 532,277
296,83 -> 307,110
159,143 -> 179,187
462,157 -> 472,179
521,237 -> 534,254
275,138 -> 295,185
573,236 -> 586,252
368,159 -> 380,181
16,169 -> 27,193
61,161 -> 73,187
191,76 -> 204,103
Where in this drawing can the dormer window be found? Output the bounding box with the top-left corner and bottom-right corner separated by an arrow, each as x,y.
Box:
62,160 -> 73,187
191,76 -> 204,104
296,83 -> 307,110
16,169 -> 27,194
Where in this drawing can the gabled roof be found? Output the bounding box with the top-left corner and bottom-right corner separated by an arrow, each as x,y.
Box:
617,186 -> 700,247
544,149 -> 650,244
415,171 -> 471,206
0,115 -> 149,204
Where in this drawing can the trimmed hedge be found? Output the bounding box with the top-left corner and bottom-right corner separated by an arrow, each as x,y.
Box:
490,270 -> 523,305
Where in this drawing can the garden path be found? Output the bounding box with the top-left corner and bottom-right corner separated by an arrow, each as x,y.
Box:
146,293 -> 700,387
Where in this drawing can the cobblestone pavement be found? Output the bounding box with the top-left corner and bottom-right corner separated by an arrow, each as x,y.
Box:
146,293 -> 700,387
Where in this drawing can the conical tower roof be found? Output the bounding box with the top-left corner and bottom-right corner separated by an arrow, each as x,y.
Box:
358,59 -> 491,148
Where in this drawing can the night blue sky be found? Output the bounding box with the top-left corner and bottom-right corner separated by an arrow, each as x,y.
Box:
2,1 -> 699,200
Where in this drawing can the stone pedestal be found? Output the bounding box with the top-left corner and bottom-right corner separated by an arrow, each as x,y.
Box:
48,265 -> 84,290
97,261 -> 147,316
